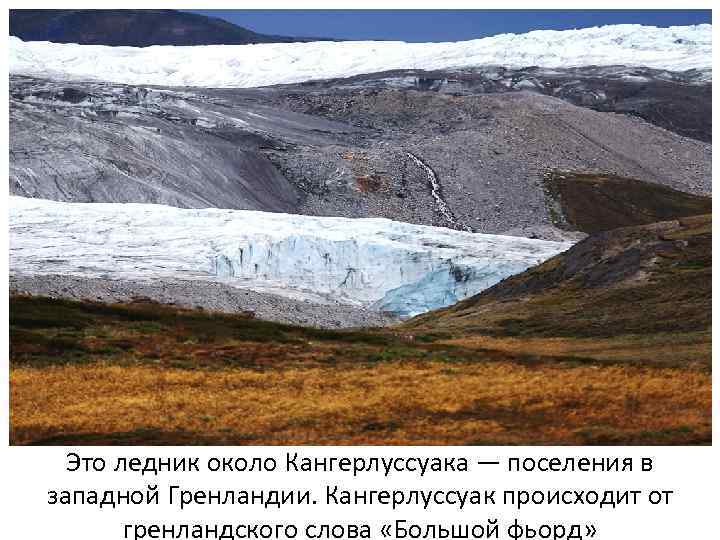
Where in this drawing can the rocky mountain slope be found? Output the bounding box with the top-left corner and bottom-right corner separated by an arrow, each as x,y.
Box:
10,75 -> 711,238
9,9 -> 328,46
296,66 -> 711,142
9,76 -> 327,210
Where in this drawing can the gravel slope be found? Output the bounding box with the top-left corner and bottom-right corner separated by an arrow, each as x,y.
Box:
10,275 -> 398,329
10,76 -> 711,238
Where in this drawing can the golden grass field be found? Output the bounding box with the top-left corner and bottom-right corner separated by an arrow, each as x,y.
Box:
11,361 -> 711,445
9,296 -> 711,445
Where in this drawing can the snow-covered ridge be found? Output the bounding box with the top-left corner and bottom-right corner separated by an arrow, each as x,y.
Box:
9,24 -> 711,88
9,197 -> 572,316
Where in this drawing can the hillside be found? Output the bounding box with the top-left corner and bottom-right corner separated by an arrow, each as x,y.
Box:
9,215 -> 712,445
9,77 -> 710,237
407,214 -> 711,366
543,171 -> 712,233
9,9 -> 327,46
293,66 -> 712,142
9,289 -> 710,445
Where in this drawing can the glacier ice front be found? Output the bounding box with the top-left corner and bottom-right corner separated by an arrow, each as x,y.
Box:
9,197 -> 573,316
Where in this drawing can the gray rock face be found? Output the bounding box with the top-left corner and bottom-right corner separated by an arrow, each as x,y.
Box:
288,65 -> 713,142
10,76 -> 358,211
259,83 -> 710,235
10,72 -> 711,238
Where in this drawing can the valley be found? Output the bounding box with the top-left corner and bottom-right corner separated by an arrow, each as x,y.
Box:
7,14 -> 713,446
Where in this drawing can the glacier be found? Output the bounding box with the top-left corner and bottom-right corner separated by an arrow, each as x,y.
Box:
9,197 -> 572,317
9,24 -> 712,88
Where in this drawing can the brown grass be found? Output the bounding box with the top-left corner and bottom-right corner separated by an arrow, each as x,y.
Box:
438,332 -> 711,366
542,171 -> 711,233
10,360 -> 710,446
409,215 -> 712,353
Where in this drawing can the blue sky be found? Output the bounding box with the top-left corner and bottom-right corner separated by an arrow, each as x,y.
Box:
185,9 -> 711,42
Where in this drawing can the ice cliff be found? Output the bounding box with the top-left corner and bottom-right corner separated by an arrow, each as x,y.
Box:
9,197 -> 572,316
